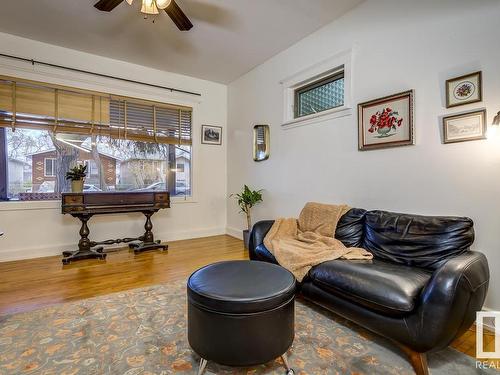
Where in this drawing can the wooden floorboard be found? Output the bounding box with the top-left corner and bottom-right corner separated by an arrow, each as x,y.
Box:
0,235 -> 247,316
0,234 -> 481,362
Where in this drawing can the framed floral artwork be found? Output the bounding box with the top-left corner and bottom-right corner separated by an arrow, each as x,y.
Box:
358,90 -> 415,151
446,71 -> 482,108
443,109 -> 486,144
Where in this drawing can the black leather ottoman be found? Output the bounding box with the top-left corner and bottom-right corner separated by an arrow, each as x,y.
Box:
187,260 -> 296,375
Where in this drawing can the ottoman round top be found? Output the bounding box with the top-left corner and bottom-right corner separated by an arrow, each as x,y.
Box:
187,260 -> 296,314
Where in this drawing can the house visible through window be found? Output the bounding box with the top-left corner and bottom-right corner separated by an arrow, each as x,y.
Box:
0,76 -> 193,201
176,163 -> 185,172
44,158 -> 56,177
84,160 -> 99,176
294,71 -> 344,118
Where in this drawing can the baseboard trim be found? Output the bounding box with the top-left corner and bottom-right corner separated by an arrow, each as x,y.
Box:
0,244 -> 69,262
0,226 -> 227,263
226,226 -> 244,240
480,306 -> 496,332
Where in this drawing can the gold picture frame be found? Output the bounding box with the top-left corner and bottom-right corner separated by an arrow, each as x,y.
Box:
443,109 -> 486,144
445,71 -> 482,108
358,90 -> 415,151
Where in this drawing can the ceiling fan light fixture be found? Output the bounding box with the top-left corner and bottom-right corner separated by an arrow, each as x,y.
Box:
94,0 -> 193,31
141,0 -> 159,14
156,0 -> 172,9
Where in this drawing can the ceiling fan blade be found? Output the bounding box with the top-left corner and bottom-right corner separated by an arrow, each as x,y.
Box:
94,0 -> 125,12
165,0 -> 193,31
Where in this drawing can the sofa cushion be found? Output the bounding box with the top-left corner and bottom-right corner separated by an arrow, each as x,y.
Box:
308,259 -> 432,316
335,208 -> 366,247
363,210 -> 474,270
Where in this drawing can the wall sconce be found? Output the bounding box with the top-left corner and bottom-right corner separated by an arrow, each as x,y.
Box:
253,125 -> 270,162
493,111 -> 500,126
487,111 -> 500,139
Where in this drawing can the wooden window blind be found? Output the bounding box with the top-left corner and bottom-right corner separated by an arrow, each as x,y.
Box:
0,76 -> 192,145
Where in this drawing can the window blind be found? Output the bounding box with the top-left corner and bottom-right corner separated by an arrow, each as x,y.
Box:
0,76 -> 192,145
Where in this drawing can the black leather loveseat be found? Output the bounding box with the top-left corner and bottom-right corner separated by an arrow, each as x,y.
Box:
249,209 -> 489,375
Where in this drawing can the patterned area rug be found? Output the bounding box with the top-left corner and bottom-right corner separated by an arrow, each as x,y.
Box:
0,281 -> 494,375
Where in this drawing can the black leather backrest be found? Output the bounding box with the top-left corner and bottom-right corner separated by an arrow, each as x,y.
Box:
335,208 -> 367,247
363,210 -> 474,270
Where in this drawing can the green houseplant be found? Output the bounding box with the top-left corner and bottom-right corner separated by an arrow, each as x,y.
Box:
231,185 -> 263,249
66,164 -> 87,193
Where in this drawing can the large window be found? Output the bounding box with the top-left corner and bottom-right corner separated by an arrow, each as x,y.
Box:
0,76 -> 192,201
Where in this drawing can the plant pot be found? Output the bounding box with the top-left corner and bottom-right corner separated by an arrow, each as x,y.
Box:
71,179 -> 84,193
243,229 -> 250,250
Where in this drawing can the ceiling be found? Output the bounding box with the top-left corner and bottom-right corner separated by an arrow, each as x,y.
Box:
0,0 -> 363,84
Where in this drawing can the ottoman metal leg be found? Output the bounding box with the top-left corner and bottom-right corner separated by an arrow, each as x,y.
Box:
197,355 -> 292,375
281,353 -> 294,375
198,358 -> 208,375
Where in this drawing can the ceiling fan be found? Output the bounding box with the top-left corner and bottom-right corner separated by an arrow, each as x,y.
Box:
94,0 -> 193,31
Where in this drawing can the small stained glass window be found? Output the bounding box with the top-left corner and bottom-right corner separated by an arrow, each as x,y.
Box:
294,72 -> 344,118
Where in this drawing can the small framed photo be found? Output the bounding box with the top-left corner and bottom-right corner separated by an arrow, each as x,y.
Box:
446,71 -> 482,108
201,125 -> 222,145
443,109 -> 486,144
358,90 -> 415,151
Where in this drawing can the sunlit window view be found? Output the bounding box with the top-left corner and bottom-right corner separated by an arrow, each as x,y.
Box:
0,78 -> 193,201
6,128 -> 191,200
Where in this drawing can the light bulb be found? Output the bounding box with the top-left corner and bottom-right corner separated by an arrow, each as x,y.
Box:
156,0 -> 171,9
487,125 -> 500,142
141,0 -> 159,14
488,111 -> 500,140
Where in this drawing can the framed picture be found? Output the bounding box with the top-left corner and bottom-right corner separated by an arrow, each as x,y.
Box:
446,71 -> 482,108
358,90 -> 415,151
443,109 -> 486,144
201,125 -> 222,145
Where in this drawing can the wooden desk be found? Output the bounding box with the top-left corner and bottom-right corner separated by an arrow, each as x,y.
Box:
61,191 -> 170,264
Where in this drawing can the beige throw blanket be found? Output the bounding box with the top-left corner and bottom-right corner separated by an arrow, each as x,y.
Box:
264,202 -> 373,281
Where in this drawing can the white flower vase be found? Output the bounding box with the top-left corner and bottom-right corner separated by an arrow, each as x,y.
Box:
71,179 -> 84,193
377,126 -> 392,137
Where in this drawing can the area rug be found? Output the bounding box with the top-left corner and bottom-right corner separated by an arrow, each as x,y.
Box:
0,281 -> 494,375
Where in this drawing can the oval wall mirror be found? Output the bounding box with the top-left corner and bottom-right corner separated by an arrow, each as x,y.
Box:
253,124 -> 270,162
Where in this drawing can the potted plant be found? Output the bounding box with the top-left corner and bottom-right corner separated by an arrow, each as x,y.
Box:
231,185 -> 263,249
66,164 -> 87,193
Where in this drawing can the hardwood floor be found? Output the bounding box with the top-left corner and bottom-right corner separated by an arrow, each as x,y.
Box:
0,234 -> 483,363
0,235 -> 246,316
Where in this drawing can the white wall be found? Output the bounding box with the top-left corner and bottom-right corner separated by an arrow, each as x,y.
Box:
227,0 -> 500,309
0,32 -> 227,261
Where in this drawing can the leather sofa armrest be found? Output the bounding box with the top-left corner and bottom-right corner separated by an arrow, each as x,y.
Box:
249,220 -> 275,260
409,251 -> 489,352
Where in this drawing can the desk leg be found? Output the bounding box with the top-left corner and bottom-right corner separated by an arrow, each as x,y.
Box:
129,211 -> 168,254
62,214 -> 107,265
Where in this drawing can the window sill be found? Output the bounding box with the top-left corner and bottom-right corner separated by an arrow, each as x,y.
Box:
281,106 -> 353,130
171,196 -> 198,204
0,196 -> 197,211
0,200 -> 60,211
